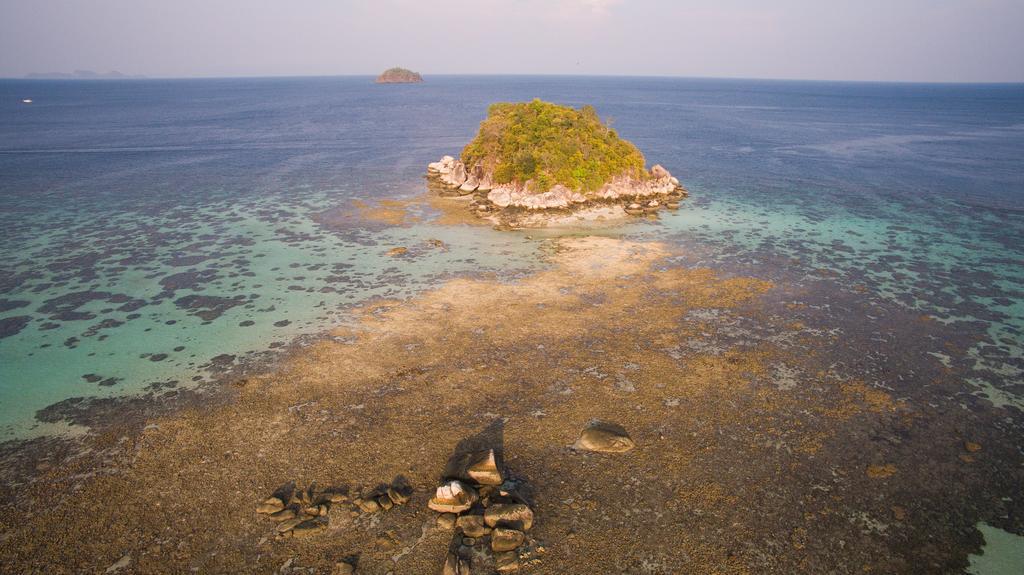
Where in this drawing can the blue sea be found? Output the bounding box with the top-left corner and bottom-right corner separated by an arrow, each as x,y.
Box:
0,76 -> 1021,443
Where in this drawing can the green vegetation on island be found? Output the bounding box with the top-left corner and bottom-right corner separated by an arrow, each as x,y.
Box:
460,99 -> 648,193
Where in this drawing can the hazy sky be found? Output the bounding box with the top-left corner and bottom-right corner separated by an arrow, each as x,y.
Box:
1,0 -> 1022,82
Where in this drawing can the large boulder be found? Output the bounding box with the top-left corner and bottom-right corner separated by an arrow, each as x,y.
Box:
650,164 -> 671,179
460,174 -> 479,194
574,420 -> 635,453
488,187 -> 513,208
450,161 -> 467,186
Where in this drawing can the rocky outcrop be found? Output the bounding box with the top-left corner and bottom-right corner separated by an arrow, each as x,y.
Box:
428,155 -> 688,227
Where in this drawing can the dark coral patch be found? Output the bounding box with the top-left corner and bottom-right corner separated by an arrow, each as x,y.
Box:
37,291 -> 112,321
0,316 -> 31,339
159,269 -> 219,292
0,299 -> 30,313
173,294 -> 249,321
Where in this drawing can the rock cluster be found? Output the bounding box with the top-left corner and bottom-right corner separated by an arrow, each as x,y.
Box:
256,478 -> 413,540
429,449 -> 537,573
427,155 -> 687,221
428,156 -> 494,194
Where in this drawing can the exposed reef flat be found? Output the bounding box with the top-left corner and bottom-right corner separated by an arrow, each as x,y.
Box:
427,100 -> 688,228
2,236 -> 1019,573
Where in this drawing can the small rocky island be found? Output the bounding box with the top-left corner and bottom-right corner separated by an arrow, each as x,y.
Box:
428,99 -> 687,227
376,67 -> 423,84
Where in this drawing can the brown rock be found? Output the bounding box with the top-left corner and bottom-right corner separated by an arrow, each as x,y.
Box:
256,497 -> 285,514
484,504 -> 534,531
324,491 -> 348,504
332,562 -> 356,575
456,513 -> 491,537
387,483 -> 412,505
387,247 -> 408,257
269,507 -> 298,522
437,513 -> 457,530
491,527 -> 525,552
494,550 -> 520,572
292,517 -> 328,537
442,552 -> 470,575
356,497 -> 381,513
866,464 -> 897,479
466,449 -> 503,486
276,518 -> 304,533
574,420 -> 636,453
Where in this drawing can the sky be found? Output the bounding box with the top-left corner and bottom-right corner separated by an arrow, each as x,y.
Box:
1,0 -> 1022,82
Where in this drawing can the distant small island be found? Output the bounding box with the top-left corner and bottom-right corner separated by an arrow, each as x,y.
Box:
375,67 -> 423,84
25,70 -> 145,80
428,99 -> 687,227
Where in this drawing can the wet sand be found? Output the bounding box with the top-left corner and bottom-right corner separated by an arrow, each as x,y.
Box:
1,235 -> 1022,574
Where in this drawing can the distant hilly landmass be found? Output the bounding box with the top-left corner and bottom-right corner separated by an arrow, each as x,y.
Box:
25,70 -> 146,80
375,67 -> 423,84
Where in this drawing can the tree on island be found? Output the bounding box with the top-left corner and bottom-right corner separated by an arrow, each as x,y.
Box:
461,99 -> 649,193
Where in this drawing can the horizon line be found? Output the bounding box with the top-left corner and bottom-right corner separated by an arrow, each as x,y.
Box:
3,72 -> 1024,86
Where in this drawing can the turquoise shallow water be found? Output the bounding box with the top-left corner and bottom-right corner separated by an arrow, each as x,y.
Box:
0,181 -> 547,436
0,76 -> 1022,443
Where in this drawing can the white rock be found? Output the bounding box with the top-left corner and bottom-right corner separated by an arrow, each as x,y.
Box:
448,162 -> 467,187
488,188 -> 512,208
105,555 -> 131,573
428,480 -> 478,513
460,174 -> 479,193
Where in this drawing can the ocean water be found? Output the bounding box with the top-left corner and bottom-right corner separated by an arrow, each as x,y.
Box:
1,76 -> 1022,445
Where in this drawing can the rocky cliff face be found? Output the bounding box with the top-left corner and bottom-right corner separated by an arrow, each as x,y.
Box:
375,68 -> 423,84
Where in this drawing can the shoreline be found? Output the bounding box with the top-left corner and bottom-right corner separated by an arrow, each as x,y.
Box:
1,233 -> 1021,573
426,156 -> 688,229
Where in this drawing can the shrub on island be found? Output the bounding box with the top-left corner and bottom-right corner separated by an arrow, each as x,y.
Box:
428,100 -> 687,226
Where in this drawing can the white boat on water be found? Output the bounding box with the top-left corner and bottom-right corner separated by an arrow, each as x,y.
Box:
22,99 -> 33,104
